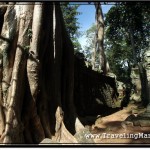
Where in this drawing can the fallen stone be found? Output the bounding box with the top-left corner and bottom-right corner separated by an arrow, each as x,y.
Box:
121,121 -> 134,129
132,109 -> 139,114
138,112 -> 150,117
146,105 -> 150,113
139,119 -> 150,127
127,114 -> 150,127
133,120 -> 140,126
74,128 -> 94,143
125,114 -> 136,121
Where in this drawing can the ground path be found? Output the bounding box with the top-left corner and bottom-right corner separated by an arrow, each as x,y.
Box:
89,103 -> 150,144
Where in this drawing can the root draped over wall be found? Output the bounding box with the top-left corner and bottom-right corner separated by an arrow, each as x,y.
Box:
74,56 -> 120,118
0,2 -> 121,144
0,2 -> 84,144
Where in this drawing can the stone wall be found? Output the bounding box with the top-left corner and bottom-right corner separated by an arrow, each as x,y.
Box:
74,55 -> 122,117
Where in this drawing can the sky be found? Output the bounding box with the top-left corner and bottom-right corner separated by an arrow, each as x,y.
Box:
76,3 -> 114,49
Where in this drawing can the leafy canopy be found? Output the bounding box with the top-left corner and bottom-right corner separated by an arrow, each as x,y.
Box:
105,2 -> 150,81
61,2 -> 82,52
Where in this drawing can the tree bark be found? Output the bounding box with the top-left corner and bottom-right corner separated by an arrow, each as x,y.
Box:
2,3 -> 35,143
0,2 -> 84,144
129,27 -> 137,65
94,2 -> 110,75
92,34 -> 96,70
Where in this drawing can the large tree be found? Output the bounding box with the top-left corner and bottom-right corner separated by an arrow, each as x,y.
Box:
0,2 -> 84,144
83,23 -> 96,63
105,2 -> 150,81
94,2 -> 110,75
83,3 -> 110,74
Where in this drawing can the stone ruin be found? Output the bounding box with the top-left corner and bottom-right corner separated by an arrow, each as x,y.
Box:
74,52 -> 127,119
123,47 -> 150,127
130,65 -> 142,103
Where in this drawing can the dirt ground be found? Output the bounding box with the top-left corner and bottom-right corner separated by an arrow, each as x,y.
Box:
88,103 -> 150,144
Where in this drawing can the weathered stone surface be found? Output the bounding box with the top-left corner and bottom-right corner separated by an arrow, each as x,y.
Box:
123,115 -> 139,127
143,48 -> 150,104
39,138 -> 60,144
133,120 -> 140,126
139,119 -> 150,127
134,116 -> 150,127
132,107 -> 146,115
53,121 -> 78,143
146,104 -> 150,113
139,111 -> 150,117
130,65 -> 142,103
74,128 -> 94,143
123,113 -> 150,127
125,114 -> 136,121
137,48 -> 150,118
121,121 -> 134,129
74,54 -> 121,117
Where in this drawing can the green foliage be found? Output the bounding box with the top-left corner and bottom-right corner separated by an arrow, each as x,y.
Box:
24,45 -> 30,55
27,28 -> 32,39
82,23 -> 96,61
61,2 -> 82,52
105,2 -> 150,82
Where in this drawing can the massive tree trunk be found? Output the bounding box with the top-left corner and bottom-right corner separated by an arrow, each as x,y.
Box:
0,2 -> 84,144
129,27 -> 137,65
94,2 -> 110,75
92,33 -> 96,70
0,3 -> 7,34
